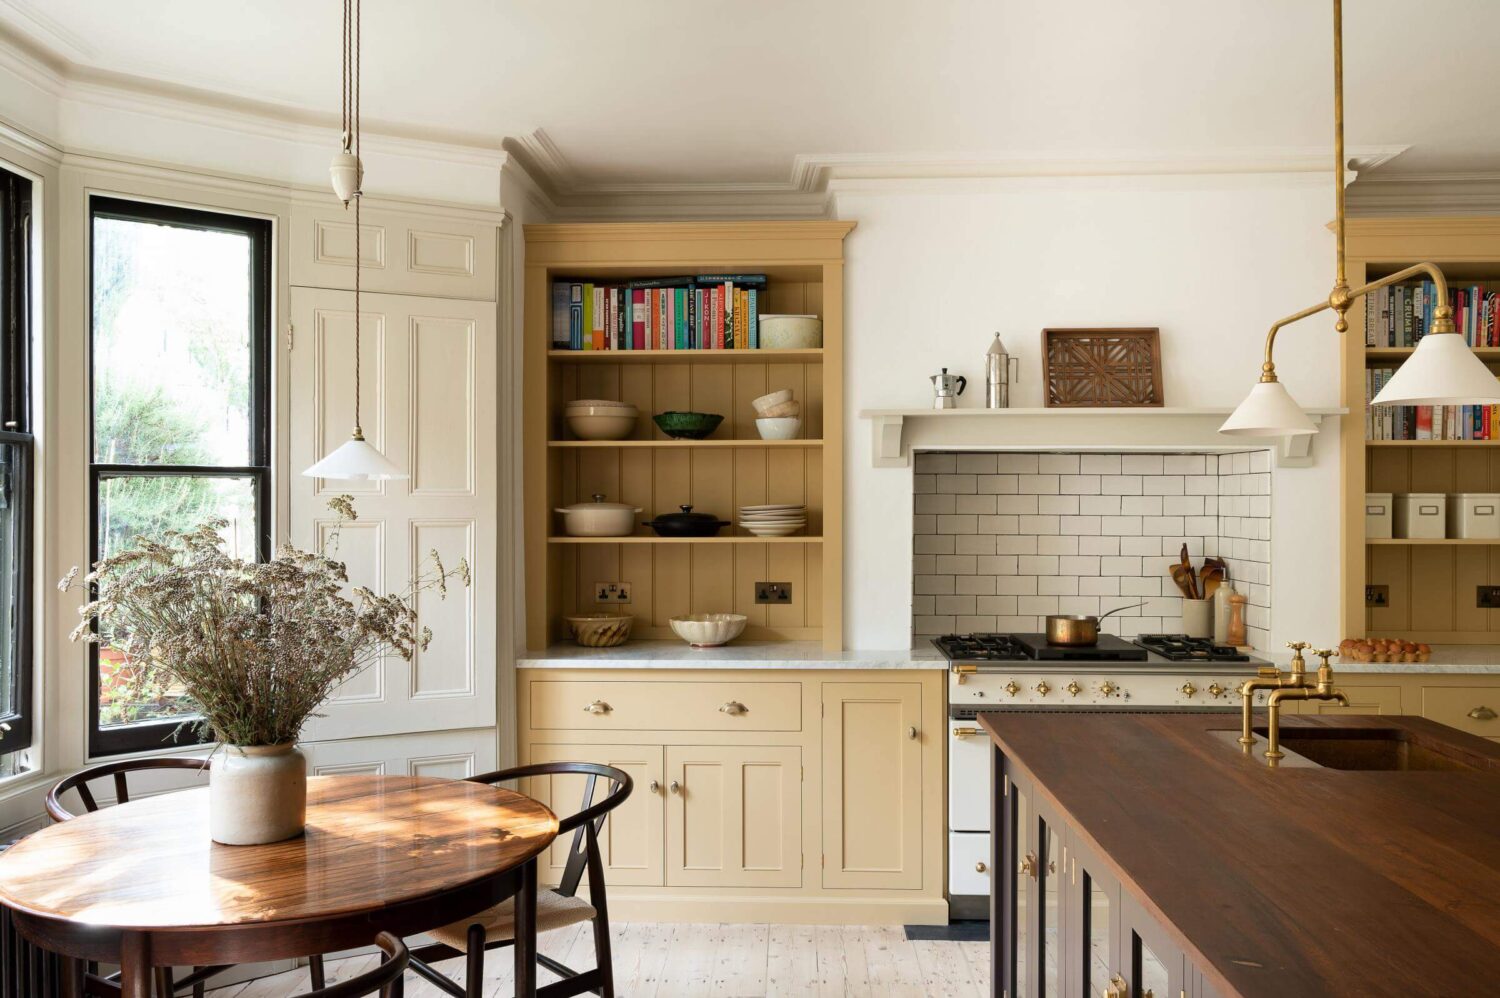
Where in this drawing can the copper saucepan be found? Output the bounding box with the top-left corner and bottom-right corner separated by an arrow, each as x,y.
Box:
1044,604 -> 1145,646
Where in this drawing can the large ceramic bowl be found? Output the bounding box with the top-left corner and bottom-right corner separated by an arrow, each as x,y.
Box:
758,315 -> 823,349
669,613 -> 748,648
565,403 -> 638,441
756,416 -> 802,440
565,614 -> 634,648
653,411 -> 724,440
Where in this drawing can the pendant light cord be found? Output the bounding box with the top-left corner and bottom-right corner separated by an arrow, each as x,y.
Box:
343,0 -> 364,439
1332,0 -> 1346,290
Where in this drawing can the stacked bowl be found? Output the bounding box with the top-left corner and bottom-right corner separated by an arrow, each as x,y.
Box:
564,399 -> 638,440
739,503 -> 807,537
751,390 -> 801,440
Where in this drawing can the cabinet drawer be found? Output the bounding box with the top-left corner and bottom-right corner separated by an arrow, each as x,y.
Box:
948,831 -> 991,896
1422,686 -> 1500,737
529,680 -> 802,732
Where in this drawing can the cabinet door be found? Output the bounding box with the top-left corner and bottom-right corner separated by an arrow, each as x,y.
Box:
821,682 -> 923,889
1301,681 -> 1402,716
526,743 -> 664,887
1034,796 -> 1068,997
1068,834 -> 1125,998
1121,892 -> 1188,998
665,745 -> 802,888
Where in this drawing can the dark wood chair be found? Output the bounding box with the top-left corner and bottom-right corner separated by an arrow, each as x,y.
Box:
406,762 -> 632,998
46,757 -> 329,998
300,932 -> 406,998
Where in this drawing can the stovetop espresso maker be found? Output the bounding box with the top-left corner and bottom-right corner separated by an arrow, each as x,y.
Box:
930,368 -> 967,409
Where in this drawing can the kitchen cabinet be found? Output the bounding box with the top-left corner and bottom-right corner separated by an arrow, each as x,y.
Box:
664,744 -> 801,888
1321,673 -> 1500,741
517,667 -> 945,924
821,681 -> 924,890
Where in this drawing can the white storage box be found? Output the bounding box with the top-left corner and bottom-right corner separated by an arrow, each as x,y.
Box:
1365,492 -> 1393,540
1448,493 -> 1500,539
1394,493 -> 1447,539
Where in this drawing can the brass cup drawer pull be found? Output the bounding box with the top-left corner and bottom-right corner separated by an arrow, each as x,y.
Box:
1019,851 -> 1038,879
582,700 -> 612,715
1469,706 -> 1497,721
718,700 -> 748,716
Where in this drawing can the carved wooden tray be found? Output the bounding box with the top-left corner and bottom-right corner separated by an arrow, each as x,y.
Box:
1042,328 -> 1163,407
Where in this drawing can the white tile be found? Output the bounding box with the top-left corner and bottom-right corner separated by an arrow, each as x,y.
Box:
1145,596 -> 1183,618
1100,595 -> 1144,614
996,454 -> 1040,473
1220,475 -> 1242,496
955,534 -> 996,555
979,514 -> 1020,534
1162,495 -> 1205,516
1119,495 -> 1163,516
1250,450 -> 1271,474
1079,576 -> 1121,596
1018,555 -> 1060,575
977,595 -> 1020,616
955,493 -> 998,515
1080,454 -> 1122,474
1121,454 -> 1165,474
1039,453 -> 1081,474
914,453 -> 955,474
1248,495 -> 1271,519
937,474 -> 977,494
955,615 -> 998,633
1231,452 -> 1251,475
935,595 -> 977,615
955,575 -> 997,595
912,554 -> 936,575
914,534 -> 954,554
1115,617 -> 1161,637
1057,596 -> 1100,615
1038,494 -> 1081,515
1060,474 -> 1102,495
1019,474 -> 1061,494
1078,536 -> 1120,556
912,514 -> 936,534
1101,475 -> 1143,495
1142,475 -> 1185,496
994,494 -> 1038,514
1101,556 -> 1142,575
994,576 -> 1039,596
1119,535 -> 1160,557
1018,595 -> 1061,615
935,555 -> 977,575
911,594 -> 934,615
1217,454 -> 1234,474
1141,516 -> 1185,535
915,493 -> 956,515
1059,515 -> 1102,535
977,554 -> 1019,575
1020,514 -> 1061,535
1058,555 -> 1101,575
913,474 -> 936,494
1038,534 -> 1080,555
1039,575 -> 1079,596
913,615 -> 956,634
1185,515 -> 1218,535
956,453 -> 999,475
1120,577 -> 1161,597
995,535 -> 1039,555
937,514 -> 978,534
914,575 -> 955,595
1100,515 -> 1143,535
1185,475 -> 1218,495
994,615 -> 1041,631
1080,494 -> 1122,516
978,474 -> 1021,495
1163,454 -> 1206,475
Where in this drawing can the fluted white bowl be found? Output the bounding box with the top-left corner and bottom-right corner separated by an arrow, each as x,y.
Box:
669,613 -> 748,647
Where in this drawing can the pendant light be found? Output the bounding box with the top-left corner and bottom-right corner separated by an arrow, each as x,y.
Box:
304,0 -> 408,480
1221,0 -> 1500,438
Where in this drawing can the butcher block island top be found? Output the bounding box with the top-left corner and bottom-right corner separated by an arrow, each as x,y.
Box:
978,711 -> 1500,996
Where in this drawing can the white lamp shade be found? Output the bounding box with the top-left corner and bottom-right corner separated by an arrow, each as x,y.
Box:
1370,332 -> 1500,406
1219,380 -> 1319,437
302,436 -> 409,480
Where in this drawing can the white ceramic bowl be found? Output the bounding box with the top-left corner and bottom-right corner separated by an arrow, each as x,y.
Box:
751,389 -> 793,413
758,315 -> 823,350
565,404 -> 638,441
669,613 -> 748,647
744,524 -> 804,537
756,417 -> 802,440
565,614 -> 634,647
756,400 -> 801,419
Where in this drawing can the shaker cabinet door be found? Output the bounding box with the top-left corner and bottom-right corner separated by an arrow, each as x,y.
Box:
526,742 -> 665,887
1121,892 -> 1188,998
1067,834 -> 1125,998
664,744 -> 802,888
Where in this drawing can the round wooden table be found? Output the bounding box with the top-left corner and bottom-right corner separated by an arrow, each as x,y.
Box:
0,774 -> 558,998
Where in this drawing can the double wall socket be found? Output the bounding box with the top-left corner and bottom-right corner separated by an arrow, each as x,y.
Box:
1478,586 -> 1500,609
756,582 -> 793,604
594,582 -> 632,604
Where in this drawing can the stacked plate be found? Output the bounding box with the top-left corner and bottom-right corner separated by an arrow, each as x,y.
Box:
739,503 -> 808,537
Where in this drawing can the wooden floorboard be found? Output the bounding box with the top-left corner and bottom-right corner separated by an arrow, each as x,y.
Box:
207,922 -> 986,998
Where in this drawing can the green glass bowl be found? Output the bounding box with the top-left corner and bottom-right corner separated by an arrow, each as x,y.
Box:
653,411 -> 724,440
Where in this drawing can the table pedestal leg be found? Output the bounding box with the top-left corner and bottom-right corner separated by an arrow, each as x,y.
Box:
513,860 -> 537,998
118,931 -> 152,998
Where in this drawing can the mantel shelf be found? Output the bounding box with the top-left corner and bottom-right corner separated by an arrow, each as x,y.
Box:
856,406 -> 1348,469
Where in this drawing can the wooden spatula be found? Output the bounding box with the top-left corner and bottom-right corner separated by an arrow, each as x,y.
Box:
1200,558 -> 1226,600
1178,544 -> 1198,600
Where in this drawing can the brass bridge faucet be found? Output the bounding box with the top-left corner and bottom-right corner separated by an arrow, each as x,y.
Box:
1238,641 -> 1312,749
1264,648 -> 1349,762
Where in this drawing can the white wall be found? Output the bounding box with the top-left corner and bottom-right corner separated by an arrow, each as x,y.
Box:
834,175 -> 1346,650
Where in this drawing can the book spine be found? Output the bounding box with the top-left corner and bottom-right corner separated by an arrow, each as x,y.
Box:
631,289 -> 646,350
711,286 -> 723,349
552,282 -> 570,348
694,273 -> 768,287
593,285 -> 607,350
1412,283 -> 1424,342
748,288 -> 759,349
676,288 -> 688,350
569,282 -> 583,351
722,282 -> 732,349
659,288 -> 670,350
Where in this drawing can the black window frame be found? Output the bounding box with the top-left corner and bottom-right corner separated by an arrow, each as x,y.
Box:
0,166 -> 33,758
87,196 -> 271,757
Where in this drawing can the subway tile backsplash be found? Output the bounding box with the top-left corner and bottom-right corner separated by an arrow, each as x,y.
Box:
912,451 -> 1272,648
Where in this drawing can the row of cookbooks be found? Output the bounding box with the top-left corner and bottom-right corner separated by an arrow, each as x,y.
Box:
550,274 -> 766,350
1364,280 -> 1500,348
1365,367 -> 1500,439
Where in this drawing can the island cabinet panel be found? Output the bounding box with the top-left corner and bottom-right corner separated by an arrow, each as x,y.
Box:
526,742 -> 666,887
1065,832 -> 1125,998
820,681 -> 924,889
1121,892 -> 1191,998
664,745 -> 802,888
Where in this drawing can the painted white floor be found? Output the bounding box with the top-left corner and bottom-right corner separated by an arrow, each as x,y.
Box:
205,921 -> 991,997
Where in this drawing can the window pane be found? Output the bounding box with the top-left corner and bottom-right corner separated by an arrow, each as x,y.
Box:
95,475 -> 255,730
92,215 -> 253,465
0,442 -> 20,720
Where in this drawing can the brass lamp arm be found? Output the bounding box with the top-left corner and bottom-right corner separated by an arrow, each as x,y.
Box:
1257,262 -> 1454,383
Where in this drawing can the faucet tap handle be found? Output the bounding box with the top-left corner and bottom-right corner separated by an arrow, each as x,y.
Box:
1285,641 -> 1310,676
1312,648 -> 1334,666
1285,641 -> 1310,652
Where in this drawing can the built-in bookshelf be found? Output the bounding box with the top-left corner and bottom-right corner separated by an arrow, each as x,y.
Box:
1342,218 -> 1500,643
523,222 -> 853,650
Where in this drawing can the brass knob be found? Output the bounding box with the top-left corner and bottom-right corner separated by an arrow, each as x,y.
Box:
1019,852 -> 1038,879
1065,681 -> 1082,697
1004,680 -> 1020,697
719,700 -> 748,716
1098,681 -> 1117,696
1179,682 -> 1197,697
974,861 -> 987,873
908,725 -> 918,740
669,780 -> 681,794
951,726 -> 980,738
1207,683 -> 1226,699
1034,681 -> 1051,697
1469,706 -> 1497,721
583,700 -> 611,715
648,780 -> 660,794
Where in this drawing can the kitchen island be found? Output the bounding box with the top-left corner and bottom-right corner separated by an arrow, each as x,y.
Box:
979,710 -> 1500,996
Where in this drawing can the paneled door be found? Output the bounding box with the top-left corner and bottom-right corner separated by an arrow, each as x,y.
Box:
289,286 -> 497,741
665,745 -> 802,888
526,743 -> 665,888
821,682 -> 923,889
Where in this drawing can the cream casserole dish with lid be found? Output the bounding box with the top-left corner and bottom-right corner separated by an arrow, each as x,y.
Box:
555,493 -> 641,537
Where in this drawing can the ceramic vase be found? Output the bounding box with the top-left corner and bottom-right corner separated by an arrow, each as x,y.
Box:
1179,597 -> 1213,640
210,743 -> 307,845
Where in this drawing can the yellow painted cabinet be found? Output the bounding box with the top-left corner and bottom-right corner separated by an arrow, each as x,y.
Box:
665,745 -> 802,888
1297,683 -> 1403,716
821,681 -> 923,890
526,743 -> 665,887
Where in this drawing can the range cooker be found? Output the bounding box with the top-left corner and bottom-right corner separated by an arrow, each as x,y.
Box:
939,632 -> 1273,919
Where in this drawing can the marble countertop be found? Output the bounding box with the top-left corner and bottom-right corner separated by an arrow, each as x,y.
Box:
1261,644 -> 1500,675
518,641 -> 947,670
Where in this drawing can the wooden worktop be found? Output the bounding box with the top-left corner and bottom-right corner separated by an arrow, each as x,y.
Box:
978,711 -> 1500,996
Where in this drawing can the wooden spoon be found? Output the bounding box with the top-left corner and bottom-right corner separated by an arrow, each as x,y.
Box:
1170,563 -> 1198,600
1178,544 -> 1198,600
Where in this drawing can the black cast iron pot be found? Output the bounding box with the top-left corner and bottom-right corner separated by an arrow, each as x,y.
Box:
643,505 -> 731,538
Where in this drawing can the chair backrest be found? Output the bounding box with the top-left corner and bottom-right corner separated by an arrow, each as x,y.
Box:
45,756 -> 209,822
302,932 -> 406,997
468,762 -> 632,898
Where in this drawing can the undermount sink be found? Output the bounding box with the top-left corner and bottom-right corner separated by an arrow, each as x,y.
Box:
1211,727 -> 1483,771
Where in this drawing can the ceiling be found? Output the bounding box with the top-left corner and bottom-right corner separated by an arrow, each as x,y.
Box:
5,0 -> 1499,191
